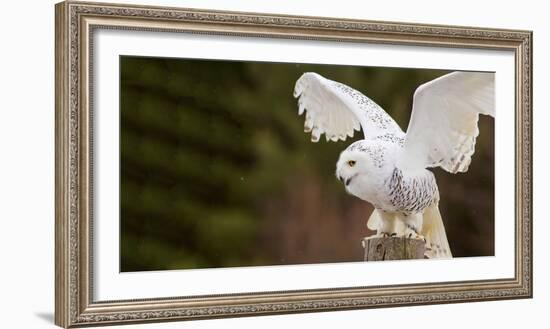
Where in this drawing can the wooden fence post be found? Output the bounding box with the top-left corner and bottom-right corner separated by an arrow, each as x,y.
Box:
362,237 -> 426,261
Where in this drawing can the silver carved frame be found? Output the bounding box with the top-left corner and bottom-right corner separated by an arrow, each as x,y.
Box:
55,1 -> 533,327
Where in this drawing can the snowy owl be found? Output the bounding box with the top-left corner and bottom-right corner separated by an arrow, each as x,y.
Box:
293,71 -> 494,258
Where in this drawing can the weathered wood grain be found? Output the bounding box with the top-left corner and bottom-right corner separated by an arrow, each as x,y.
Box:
362,237 -> 426,261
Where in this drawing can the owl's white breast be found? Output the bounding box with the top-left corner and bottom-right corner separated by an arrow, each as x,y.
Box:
345,169 -> 395,210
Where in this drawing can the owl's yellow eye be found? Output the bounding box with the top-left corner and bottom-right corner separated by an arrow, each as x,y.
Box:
348,160 -> 356,167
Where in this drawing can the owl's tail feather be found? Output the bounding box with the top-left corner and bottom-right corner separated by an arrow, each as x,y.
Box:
421,204 -> 453,259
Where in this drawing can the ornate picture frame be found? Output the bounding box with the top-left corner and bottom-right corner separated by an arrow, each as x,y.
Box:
55,1 -> 532,327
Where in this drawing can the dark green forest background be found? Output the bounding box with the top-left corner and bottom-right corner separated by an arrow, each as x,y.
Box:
120,56 -> 494,272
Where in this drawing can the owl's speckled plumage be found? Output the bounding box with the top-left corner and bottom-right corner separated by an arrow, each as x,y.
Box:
340,139 -> 438,215
294,72 -> 495,259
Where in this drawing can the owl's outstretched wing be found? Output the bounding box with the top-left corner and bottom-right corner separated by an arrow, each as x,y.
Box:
397,71 -> 495,173
293,72 -> 404,142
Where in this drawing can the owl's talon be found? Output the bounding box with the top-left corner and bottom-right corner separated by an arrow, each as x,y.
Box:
407,232 -> 425,241
365,232 -> 395,239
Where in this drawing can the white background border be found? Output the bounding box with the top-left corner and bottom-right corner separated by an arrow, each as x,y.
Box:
93,29 -> 515,301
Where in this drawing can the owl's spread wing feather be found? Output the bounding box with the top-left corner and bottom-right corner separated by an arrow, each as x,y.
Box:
293,72 -> 404,142
397,71 -> 495,173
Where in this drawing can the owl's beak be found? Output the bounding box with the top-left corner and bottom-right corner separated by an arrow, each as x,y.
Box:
337,173 -> 356,186
345,177 -> 352,186
342,173 -> 358,187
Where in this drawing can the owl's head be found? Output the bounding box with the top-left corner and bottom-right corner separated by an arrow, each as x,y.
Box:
335,140 -> 392,190
335,150 -> 372,188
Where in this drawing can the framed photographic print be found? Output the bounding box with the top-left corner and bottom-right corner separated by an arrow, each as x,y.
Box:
55,1 -> 532,327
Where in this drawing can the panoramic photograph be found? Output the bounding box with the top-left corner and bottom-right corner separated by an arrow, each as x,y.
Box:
119,56 -> 495,272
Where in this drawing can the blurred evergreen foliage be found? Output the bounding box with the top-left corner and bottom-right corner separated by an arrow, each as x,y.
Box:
120,56 -> 494,272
